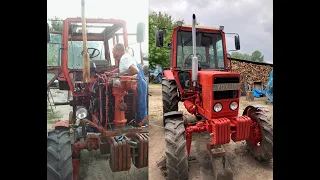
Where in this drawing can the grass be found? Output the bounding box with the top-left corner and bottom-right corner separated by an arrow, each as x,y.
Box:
47,108 -> 62,124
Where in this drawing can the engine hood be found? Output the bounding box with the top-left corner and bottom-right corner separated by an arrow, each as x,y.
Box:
198,70 -> 240,86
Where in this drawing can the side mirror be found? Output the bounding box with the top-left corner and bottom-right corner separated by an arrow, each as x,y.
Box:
47,23 -> 50,43
136,22 -> 145,43
156,30 -> 164,47
235,35 -> 240,50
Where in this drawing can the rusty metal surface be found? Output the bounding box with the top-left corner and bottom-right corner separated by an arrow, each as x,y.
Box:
52,120 -> 69,128
207,143 -> 226,158
99,136 -> 110,154
87,134 -> 100,151
108,136 -> 131,172
126,133 -> 149,169
72,158 -> 80,180
103,127 -> 143,136
208,145 -> 233,180
109,137 -> 119,172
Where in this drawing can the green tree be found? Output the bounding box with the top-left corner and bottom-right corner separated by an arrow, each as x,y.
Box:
231,50 -> 264,62
148,11 -> 185,69
231,52 -> 243,59
251,50 -> 264,62
242,53 -> 251,60
49,16 -> 63,32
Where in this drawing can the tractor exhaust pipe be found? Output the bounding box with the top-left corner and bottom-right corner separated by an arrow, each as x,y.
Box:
192,14 -> 198,87
81,0 -> 90,83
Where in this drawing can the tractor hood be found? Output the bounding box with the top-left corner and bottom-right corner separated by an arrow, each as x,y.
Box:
198,70 -> 240,86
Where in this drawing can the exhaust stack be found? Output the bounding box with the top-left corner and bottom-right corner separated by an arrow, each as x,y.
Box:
81,0 -> 90,83
191,14 -> 198,87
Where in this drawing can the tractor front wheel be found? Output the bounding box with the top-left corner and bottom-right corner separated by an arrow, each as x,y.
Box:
47,128 -> 73,180
162,78 -> 179,126
164,117 -> 188,180
244,106 -> 273,163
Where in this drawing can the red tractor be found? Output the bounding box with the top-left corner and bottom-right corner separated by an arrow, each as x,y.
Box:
155,14 -> 273,179
47,17 -> 148,180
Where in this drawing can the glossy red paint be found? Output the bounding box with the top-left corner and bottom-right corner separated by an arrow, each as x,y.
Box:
186,121 -> 206,156
184,100 -> 196,114
163,69 -> 175,80
230,116 -> 252,142
186,115 -> 253,155
248,121 -> 262,148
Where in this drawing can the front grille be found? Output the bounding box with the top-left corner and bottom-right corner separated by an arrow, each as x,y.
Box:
213,77 -> 239,100
214,90 -> 238,100
214,77 -> 240,84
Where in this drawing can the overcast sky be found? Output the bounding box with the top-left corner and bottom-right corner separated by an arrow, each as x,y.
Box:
149,0 -> 273,63
47,0 -> 149,54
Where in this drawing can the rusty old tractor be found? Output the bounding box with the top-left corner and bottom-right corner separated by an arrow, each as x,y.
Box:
155,14 -> 273,180
47,17 -> 148,180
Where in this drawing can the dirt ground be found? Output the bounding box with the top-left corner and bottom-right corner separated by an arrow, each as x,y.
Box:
47,89 -> 148,180
148,83 -> 273,180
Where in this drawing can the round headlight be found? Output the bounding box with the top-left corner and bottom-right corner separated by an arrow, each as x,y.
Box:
213,103 -> 223,112
76,107 -> 88,119
230,101 -> 238,110
113,78 -> 121,87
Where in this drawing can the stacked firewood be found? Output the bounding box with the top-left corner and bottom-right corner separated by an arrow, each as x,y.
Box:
229,60 -> 273,88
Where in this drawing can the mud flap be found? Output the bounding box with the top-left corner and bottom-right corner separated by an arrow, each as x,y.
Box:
163,111 -> 183,126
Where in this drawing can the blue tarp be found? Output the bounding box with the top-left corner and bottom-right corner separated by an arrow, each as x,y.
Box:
264,70 -> 273,102
252,88 -> 265,98
136,64 -> 148,126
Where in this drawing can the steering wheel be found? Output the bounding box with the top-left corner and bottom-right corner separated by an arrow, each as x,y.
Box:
184,53 -> 203,67
81,48 -> 101,59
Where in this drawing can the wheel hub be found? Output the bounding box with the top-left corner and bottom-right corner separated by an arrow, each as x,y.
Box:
249,121 -> 262,148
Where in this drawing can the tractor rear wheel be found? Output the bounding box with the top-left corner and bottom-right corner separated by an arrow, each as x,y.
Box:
162,78 -> 179,126
164,117 -> 188,180
244,107 -> 273,162
47,128 -> 73,180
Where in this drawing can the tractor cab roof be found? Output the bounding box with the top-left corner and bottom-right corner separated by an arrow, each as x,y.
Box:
65,18 -> 126,41
180,24 -> 219,30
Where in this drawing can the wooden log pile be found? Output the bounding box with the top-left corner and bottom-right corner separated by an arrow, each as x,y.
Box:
229,60 -> 273,88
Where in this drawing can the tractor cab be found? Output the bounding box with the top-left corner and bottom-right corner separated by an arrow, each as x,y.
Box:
156,22 -> 241,91
47,18 -> 145,96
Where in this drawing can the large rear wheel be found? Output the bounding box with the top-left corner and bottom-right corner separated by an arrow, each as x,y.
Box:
162,79 -> 179,126
47,128 -> 73,180
164,117 -> 188,180
244,107 -> 273,162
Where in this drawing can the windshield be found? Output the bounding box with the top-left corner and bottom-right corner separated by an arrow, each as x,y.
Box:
176,31 -> 225,70
68,41 -> 105,69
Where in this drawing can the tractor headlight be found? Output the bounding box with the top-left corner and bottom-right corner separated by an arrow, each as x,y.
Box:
76,106 -> 88,119
113,78 -> 120,87
230,101 -> 238,110
213,103 -> 223,112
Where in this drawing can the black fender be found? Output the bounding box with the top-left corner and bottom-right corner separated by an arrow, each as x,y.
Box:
242,104 -> 268,116
163,111 -> 184,126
